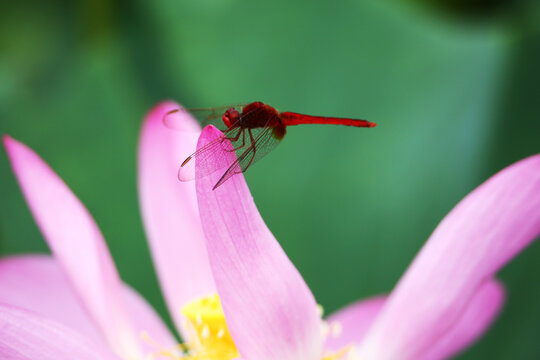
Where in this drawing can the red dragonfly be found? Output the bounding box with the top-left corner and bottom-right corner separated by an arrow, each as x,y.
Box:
164,101 -> 376,190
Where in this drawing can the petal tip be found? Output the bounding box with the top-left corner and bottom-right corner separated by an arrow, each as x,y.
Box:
3,135 -> 33,168
3,134 -> 17,152
145,100 -> 181,125
145,100 -> 201,133
199,125 -> 222,144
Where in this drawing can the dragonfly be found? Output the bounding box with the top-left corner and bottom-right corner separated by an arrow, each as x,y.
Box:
164,101 -> 376,190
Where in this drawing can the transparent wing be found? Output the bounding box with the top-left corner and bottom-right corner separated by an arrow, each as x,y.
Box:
212,125 -> 283,190
177,126 -> 244,181
163,104 -> 248,131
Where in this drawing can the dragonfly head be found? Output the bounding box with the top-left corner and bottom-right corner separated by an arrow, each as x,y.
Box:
222,108 -> 240,128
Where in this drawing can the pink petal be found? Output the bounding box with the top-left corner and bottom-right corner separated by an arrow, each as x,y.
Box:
0,255 -> 178,356
138,101 -> 216,335
0,255 -> 104,346
3,136 -> 142,358
323,296 -> 386,352
195,125 -> 322,360
421,279 -> 505,360
358,154 -> 540,359
0,303 -> 119,360
123,285 -> 179,355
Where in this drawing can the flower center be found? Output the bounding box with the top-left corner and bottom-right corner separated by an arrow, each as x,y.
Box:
180,293 -> 240,360
145,294 -> 353,360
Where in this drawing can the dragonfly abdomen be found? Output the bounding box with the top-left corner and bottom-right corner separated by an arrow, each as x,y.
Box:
280,112 -> 376,128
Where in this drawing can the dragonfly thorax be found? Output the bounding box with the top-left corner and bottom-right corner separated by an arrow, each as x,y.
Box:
238,102 -> 281,129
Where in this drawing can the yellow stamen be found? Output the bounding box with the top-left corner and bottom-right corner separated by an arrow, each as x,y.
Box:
141,294 -> 353,360
141,331 -> 184,359
181,294 -> 240,360
321,345 -> 354,360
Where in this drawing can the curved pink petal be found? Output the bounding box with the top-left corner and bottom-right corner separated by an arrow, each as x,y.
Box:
195,125 -> 322,360
138,101 -> 215,335
0,255 -> 178,356
3,136 -> 142,359
358,154 -> 540,359
323,296 -> 386,352
0,303 -> 119,360
0,255 -> 104,346
421,279 -> 505,360
122,285 -> 179,355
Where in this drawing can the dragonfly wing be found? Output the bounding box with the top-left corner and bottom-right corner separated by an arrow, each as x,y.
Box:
178,126 -> 244,181
212,125 -> 283,189
163,104 -> 248,131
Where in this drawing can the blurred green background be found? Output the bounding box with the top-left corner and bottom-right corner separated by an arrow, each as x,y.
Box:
1,0 -> 539,358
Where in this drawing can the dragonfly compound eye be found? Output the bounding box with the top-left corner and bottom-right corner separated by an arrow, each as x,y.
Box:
222,108 -> 240,128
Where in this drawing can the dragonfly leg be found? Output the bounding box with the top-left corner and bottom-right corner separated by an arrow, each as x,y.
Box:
222,128 -> 244,152
231,129 -> 246,152
245,129 -> 257,169
226,129 -> 242,142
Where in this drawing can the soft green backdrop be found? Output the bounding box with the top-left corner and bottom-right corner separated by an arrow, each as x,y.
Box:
1,0 -> 539,358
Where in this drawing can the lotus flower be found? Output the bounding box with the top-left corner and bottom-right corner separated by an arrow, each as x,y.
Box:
1,101 -> 539,360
